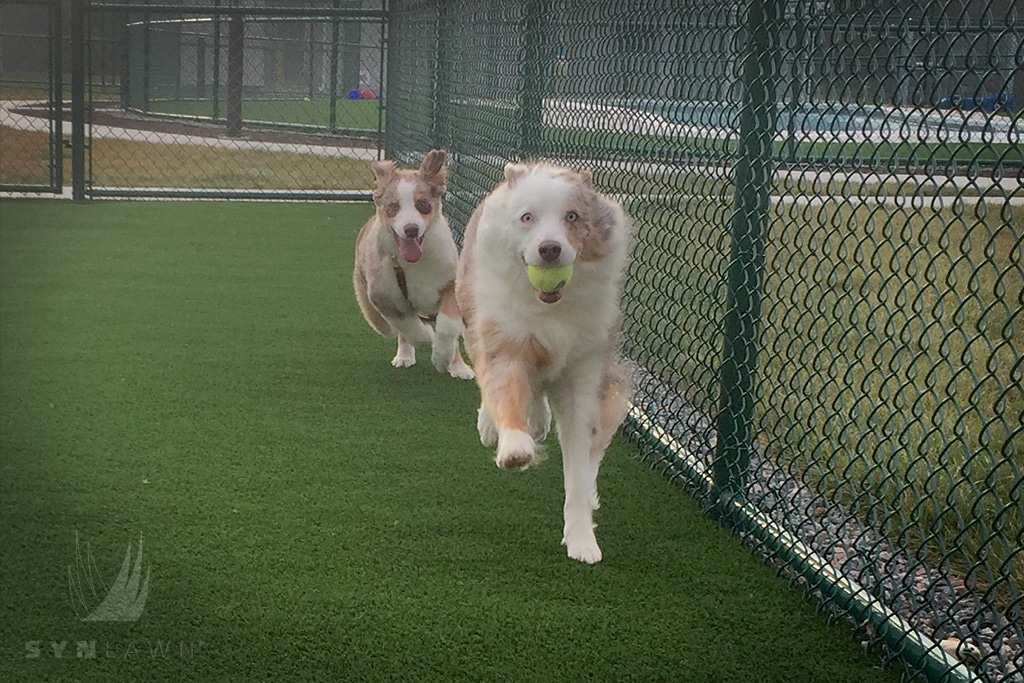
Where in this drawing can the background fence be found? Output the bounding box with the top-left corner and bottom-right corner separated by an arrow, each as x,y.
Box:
0,0 -> 385,199
1,0 -> 1022,681
386,1 -> 1022,682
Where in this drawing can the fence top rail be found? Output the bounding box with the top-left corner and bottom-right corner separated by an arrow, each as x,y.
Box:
88,3 -> 386,19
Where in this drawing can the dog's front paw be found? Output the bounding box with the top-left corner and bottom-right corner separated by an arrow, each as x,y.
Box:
391,350 -> 416,368
477,407 -> 497,447
563,527 -> 602,564
430,343 -> 453,374
496,429 -> 536,470
449,356 -> 475,381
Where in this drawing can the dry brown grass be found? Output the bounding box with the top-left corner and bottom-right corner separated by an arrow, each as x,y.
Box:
1,127 -> 373,191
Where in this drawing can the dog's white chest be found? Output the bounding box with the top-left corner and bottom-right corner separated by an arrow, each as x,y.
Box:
398,254 -> 455,315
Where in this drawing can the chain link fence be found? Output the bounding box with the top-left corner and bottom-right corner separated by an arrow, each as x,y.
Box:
0,0 -> 64,192
0,1 -> 385,199
387,1 -> 1022,681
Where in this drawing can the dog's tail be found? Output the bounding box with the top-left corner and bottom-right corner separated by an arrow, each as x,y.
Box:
353,266 -> 395,338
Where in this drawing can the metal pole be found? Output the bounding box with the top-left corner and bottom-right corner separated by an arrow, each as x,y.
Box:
329,0 -> 340,129
142,9 -> 150,111
429,0 -> 448,149
519,0 -> 548,158
712,0 -> 781,510
226,7 -> 243,136
785,0 -> 804,165
71,0 -> 86,201
376,2 -> 386,156
174,23 -> 182,101
120,10 -> 129,108
307,21 -> 314,98
197,36 -> 206,99
51,0 -> 64,191
212,0 -> 221,119
341,2 -> 361,96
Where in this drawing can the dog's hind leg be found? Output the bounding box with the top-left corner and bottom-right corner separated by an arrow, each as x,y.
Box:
384,315 -> 434,368
353,267 -> 395,338
477,405 -> 497,446
392,336 -> 417,368
432,282 -> 475,380
528,395 -> 552,442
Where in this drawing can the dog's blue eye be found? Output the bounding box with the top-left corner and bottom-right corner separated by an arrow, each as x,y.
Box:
521,212 -> 533,223
566,211 -> 578,222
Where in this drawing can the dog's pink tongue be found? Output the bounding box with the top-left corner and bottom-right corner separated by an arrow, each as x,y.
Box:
398,238 -> 423,263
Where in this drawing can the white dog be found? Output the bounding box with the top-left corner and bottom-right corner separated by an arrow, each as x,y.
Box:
353,149 -> 473,379
456,161 -> 633,563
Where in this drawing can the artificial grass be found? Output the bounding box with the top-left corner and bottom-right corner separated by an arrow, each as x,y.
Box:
0,200 -> 901,683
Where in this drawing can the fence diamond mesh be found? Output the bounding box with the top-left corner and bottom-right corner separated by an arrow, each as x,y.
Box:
386,1 -> 1022,681
86,3 -> 385,198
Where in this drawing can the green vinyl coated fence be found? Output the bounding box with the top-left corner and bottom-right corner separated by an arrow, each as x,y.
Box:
385,1 -> 1022,682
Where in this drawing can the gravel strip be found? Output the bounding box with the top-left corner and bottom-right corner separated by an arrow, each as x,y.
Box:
627,365 -> 1023,683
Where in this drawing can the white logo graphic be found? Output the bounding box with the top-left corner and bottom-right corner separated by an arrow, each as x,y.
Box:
68,533 -> 151,622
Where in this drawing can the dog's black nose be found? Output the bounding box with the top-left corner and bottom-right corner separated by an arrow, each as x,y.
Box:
538,241 -> 562,263
403,224 -> 419,239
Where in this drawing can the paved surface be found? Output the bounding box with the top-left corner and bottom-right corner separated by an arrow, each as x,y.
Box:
0,100 -> 377,160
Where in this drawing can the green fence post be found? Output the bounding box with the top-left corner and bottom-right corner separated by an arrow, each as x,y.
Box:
213,0 -> 221,120
383,5 -> 396,159
119,12 -> 128,109
142,10 -> 150,111
430,0 -> 450,149
375,4 -> 386,155
341,2 -> 361,98
307,22 -> 315,99
329,0 -> 340,130
197,36 -> 206,99
70,0 -> 87,201
51,0 -> 64,191
519,0 -> 548,158
712,0 -> 781,512
784,0 -> 804,165
226,9 -> 243,136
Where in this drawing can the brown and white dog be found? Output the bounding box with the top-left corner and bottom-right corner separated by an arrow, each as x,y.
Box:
353,150 -> 473,379
456,161 -> 633,563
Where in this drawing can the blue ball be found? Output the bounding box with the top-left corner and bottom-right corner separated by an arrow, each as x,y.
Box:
347,89 -> 361,100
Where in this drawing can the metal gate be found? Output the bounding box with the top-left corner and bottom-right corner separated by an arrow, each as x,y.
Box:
0,0 -> 64,194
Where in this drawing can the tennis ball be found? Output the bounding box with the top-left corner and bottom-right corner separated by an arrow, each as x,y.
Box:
526,263 -> 573,293
303,96 -> 311,102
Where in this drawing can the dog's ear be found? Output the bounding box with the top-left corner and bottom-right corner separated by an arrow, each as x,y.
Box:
595,195 -> 632,237
371,160 -> 396,185
504,162 -> 529,186
420,149 -> 446,177
419,149 -> 447,195
577,169 -> 594,188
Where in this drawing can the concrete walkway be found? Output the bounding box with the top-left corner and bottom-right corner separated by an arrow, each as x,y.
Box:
0,100 -> 377,160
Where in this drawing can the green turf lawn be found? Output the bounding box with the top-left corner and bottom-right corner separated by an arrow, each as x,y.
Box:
0,200 -> 901,683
